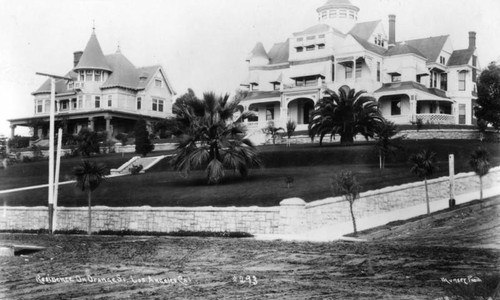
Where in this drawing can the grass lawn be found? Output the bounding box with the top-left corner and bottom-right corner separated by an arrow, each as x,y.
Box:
1,140 -> 499,207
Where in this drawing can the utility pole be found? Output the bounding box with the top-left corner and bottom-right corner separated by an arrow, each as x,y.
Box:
35,72 -> 72,233
449,154 -> 456,208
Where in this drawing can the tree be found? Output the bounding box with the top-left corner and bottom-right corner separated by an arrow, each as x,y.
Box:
309,86 -> 384,145
173,88 -> 198,115
73,160 -> 107,235
409,149 -> 438,215
172,91 -> 262,184
263,121 -> 284,145
76,128 -> 101,156
469,148 -> 490,200
331,170 -> 361,235
286,120 -> 296,147
475,62 -> 500,130
134,119 -> 154,157
373,120 -> 404,169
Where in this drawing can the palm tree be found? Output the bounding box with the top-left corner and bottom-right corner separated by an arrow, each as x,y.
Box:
309,86 -> 384,145
73,160 -> 107,235
374,121 -> 404,169
331,170 -> 361,235
286,120 -> 296,147
172,92 -> 262,184
469,148 -> 490,200
263,121 -> 284,145
409,150 -> 438,215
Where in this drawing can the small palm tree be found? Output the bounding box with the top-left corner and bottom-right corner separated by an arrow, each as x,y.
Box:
409,150 -> 438,215
374,121 -> 404,169
309,86 -> 383,145
286,120 -> 296,147
332,170 -> 361,235
469,148 -> 490,200
263,121 -> 284,145
73,160 -> 107,235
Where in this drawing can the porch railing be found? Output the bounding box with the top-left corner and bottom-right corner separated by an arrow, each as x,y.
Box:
414,114 -> 455,125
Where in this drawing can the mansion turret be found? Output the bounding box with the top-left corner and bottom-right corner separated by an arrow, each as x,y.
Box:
240,0 -> 479,130
9,29 -> 175,139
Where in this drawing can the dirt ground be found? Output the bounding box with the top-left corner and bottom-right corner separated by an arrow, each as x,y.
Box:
1,197 -> 499,299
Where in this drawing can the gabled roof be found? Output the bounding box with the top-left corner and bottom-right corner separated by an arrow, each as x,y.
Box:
350,35 -> 386,56
293,23 -> 344,37
385,43 -> 426,58
267,39 -> 289,64
74,31 -> 111,71
247,42 -> 269,61
33,71 -> 77,95
404,35 -> 449,62
349,20 -> 381,41
136,65 -> 161,90
374,81 -> 449,98
447,48 -> 475,66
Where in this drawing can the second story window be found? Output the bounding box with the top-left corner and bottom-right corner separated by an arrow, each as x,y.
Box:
317,43 -> 325,50
459,71 -> 466,91
272,82 -> 280,90
137,97 -> 142,110
95,71 -> 101,81
266,105 -> 274,121
296,47 -> 303,53
79,71 -> 84,81
440,73 -> 448,91
152,99 -> 164,112
345,65 -> 353,79
78,96 -> 83,109
306,45 -> 315,51
355,63 -> 362,78
86,70 -> 93,82
36,100 -> 43,113
339,10 -> 347,18
439,56 -> 446,65
95,96 -> 100,108
107,95 -> 112,107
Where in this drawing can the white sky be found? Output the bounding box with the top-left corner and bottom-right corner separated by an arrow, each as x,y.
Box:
1,0 -> 499,136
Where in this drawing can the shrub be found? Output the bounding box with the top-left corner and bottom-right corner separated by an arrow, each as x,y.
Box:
134,119 -> 154,157
8,136 -> 30,149
76,128 -> 101,156
129,164 -> 143,175
115,132 -> 128,145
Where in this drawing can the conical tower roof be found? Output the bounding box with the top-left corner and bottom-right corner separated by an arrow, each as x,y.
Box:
246,42 -> 269,61
74,30 -> 111,72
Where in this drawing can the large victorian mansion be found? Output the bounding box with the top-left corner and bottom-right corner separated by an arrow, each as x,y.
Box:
240,0 -> 479,130
9,29 -> 175,139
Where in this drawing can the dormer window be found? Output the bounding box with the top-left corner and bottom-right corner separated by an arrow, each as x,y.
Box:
306,45 -> 315,51
317,43 -> 325,50
439,56 -> 446,65
297,37 -> 303,42
250,83 -> 259,91
391,74 -> 401,82
296,47 -> 303,53
68,82 -> 74,90
86,70 -> 93,82
318,34 -> 325,39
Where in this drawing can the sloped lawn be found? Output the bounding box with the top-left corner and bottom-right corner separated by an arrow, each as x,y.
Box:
1,140 -> 499,207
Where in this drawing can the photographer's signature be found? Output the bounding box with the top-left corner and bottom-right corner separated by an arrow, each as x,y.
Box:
441,275 -> 482,285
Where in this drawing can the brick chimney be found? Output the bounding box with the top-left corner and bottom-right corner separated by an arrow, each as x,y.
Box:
468,31 -> 476,49
388,14 -> 396,47
73,51 -> 83,67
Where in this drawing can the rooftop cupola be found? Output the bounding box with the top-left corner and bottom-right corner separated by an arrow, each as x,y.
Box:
317,0 -> 359,34
74,29 -> 111,72
246,42 -> 269,67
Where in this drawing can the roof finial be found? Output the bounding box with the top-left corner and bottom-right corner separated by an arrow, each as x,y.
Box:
116,41 -> 121,53
92,19 -> 95,34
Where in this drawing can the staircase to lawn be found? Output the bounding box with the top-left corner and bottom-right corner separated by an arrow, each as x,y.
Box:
110,155 -> 170,176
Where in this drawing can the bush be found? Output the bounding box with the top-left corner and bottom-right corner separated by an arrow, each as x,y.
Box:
129,164 -> 143,175
8,136 -> 30,149
76,128 -> 101,156
134,119 -> 154,157
115,132 -> 128,145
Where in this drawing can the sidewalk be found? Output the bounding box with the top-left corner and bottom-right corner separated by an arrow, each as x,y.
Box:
255,186 -> 500,242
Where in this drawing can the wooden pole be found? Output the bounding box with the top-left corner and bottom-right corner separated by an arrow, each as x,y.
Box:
48,77 -> 55,233
449,154 -> 456,207
53,127 -> 63,233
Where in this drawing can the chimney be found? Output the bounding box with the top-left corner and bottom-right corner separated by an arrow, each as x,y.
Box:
388,14 -> 396,47
73,51 -> 83,67
468,31 -> 476,49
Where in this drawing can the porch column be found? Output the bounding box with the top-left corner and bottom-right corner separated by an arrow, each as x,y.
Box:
410,99 -> 417,123
88,117 -> 94,131
280,106 -> 288,128
105,115 -> 112,139
352,59 -> 356,81
10,124 -> 16,138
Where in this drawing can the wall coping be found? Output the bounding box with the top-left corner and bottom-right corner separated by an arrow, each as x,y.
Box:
3,205 -> 280,213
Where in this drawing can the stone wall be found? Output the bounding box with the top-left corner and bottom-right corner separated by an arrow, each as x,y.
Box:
1,167 -> 499,235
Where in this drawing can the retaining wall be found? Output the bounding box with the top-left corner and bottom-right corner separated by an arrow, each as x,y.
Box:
1,167 -> 499,235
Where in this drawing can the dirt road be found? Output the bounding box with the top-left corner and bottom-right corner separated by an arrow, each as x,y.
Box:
1,197 -> 499,299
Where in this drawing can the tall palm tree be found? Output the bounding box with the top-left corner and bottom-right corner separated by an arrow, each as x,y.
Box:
309,86 -> 384,145
73,160 -> 107,235
469,148 -> 490,200
374,121 -> 404,169
409,150 -> 438,215
172,92 -> 262,184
